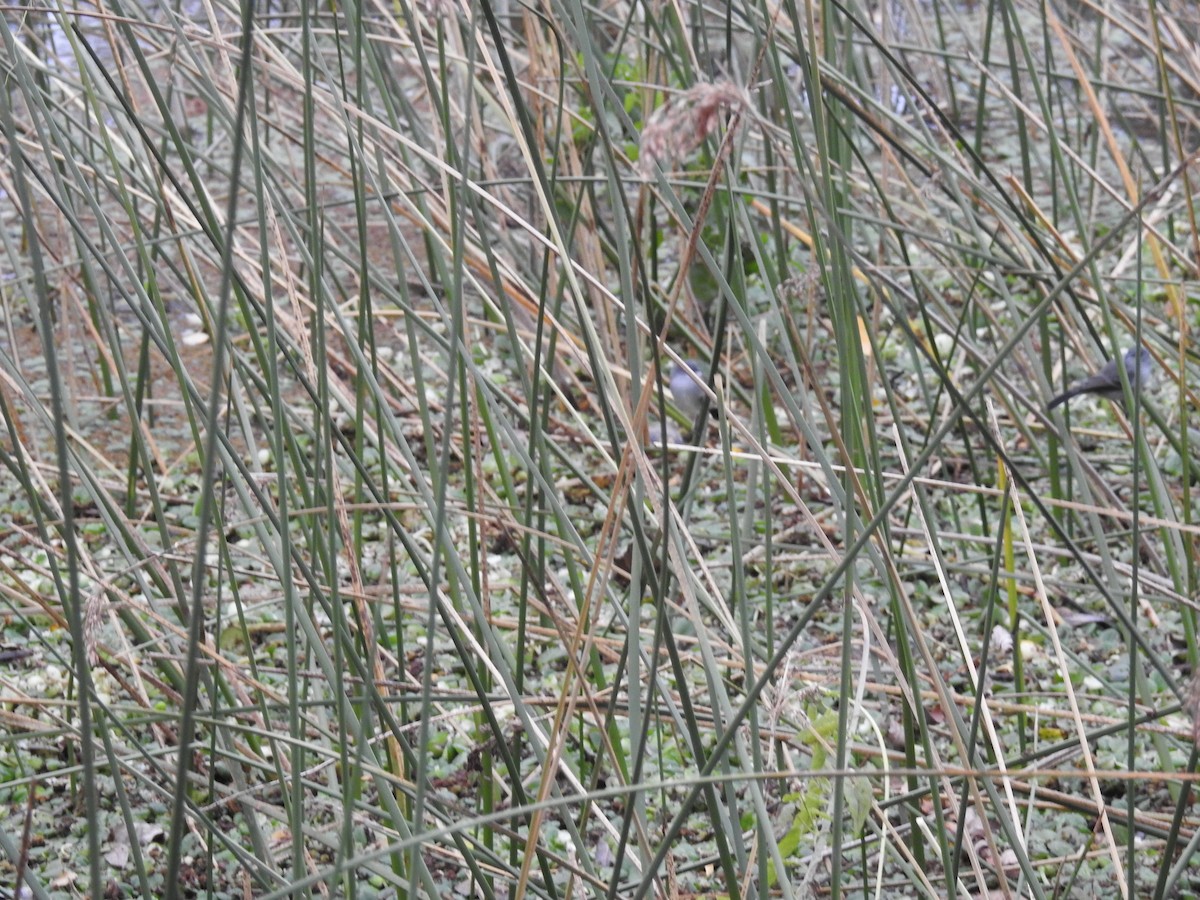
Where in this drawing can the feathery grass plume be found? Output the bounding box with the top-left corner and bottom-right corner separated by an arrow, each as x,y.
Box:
83,588 -> 105,668
639,81 -> 752,175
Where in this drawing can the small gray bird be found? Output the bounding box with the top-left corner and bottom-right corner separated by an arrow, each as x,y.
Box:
1047,347 -> 1151,410
669,360 -> 713,420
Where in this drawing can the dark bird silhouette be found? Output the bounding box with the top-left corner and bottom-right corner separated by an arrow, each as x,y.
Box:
669,360 -> 713,420
1048,347 -> 1151,410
